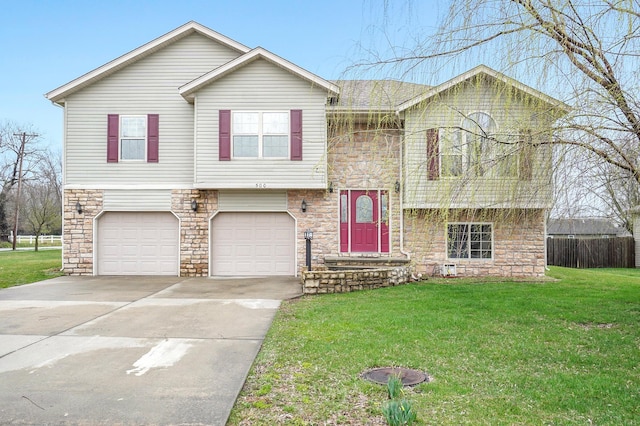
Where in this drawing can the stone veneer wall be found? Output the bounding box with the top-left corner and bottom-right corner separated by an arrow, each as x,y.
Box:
302,266 -> 411,294
173,189 -> 217,277
288,121 -> 405,274
288,189 -> 335,273
63,189 -> 104,275
404,208 -> 547,277
63,188 -> 218,277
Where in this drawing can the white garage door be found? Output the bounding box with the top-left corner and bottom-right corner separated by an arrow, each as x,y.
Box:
211,212 -> 295,276
97,212 -> 179,275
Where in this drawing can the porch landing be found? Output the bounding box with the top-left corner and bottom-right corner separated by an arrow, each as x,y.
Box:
323,256 -> 411,270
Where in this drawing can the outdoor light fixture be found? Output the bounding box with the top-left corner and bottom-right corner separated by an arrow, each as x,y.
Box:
76,201 -> 83,214
191,199 -> 198,212
301,199 -> 307,212
329,182 -> 334,193
395,180 -> 401,193
304,229 -> 313,271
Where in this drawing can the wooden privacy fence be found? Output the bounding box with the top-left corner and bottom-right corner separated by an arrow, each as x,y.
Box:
547,237 -> 635,268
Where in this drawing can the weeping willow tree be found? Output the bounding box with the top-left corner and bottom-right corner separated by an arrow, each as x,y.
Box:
323,0 -> 640,275
325,71 -> 564,276
350,0 -> 640,226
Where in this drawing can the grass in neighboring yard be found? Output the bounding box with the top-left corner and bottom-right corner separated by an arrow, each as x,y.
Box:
0,249 -> 63,288
0,240 -> 62,249
228,267 -> 640,425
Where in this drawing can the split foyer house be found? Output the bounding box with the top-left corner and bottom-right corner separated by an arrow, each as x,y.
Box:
45,21 -> 567,278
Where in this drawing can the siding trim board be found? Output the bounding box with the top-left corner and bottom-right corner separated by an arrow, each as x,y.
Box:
218,190 -> 288,211
103,189 -> 172,211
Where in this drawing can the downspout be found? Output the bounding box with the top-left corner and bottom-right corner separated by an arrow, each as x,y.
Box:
397,110 -> 410,261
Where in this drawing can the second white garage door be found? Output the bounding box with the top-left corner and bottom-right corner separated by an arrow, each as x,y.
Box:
97,212 -> 179,275
211,212 -> 295,276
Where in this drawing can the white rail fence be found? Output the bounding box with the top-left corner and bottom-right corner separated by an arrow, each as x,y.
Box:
9,234 -> 62,244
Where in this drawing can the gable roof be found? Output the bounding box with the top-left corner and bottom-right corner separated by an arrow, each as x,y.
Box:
179,47 -> 340,102
548,218 -> 629,236
397,64 -> 569,114
45,21 -> 250,105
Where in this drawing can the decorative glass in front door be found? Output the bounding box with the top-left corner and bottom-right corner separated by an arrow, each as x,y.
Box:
339,190 -> 389,253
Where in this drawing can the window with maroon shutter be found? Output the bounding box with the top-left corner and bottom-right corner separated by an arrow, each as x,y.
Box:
219,110 -> 231,161
290,109 -> 302,160
426,128 -> 439,180
108,114 -> 158,162
225,110 -> 300,160
107,114 -> 119,163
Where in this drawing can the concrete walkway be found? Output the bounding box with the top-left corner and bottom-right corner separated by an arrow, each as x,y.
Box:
0,275 -> 302,425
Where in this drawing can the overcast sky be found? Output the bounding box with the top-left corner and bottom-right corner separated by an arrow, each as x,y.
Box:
0,0 -> 443,151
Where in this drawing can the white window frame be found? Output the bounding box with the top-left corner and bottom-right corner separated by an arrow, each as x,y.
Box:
439,112 -> 519,179
231,111 -> 289,159
446,222 -> 494,260
119,115 -> 147,162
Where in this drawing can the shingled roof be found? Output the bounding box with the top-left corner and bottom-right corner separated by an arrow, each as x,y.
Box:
330,80 -> 431,111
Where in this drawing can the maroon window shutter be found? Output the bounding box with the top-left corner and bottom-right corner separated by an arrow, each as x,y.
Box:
107,114 -> 119,163
290,109 -> 302,161
219,110 -> 231,161
426,128 -> 439,180
147,114 -> 159,163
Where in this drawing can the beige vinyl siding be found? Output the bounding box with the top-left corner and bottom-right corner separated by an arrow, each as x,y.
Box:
103,189 -> 172,211
403,81 -> 554,209
218,190 -> 288,211
64,33 -> 242,187
194,59 -> 328,189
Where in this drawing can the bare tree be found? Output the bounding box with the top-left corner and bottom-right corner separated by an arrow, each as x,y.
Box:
0,121 -> 46,244
360,0 -> 640,215
23,188 -> 59,251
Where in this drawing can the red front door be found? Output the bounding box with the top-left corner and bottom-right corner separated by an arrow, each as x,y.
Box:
351,190 -> 378,252
340,190 -> 389,253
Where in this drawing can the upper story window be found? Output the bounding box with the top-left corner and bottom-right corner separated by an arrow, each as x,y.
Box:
120,116 -> 146,161
107,114 -> 159,163
232,112 -> 289,159
440,112 -> 517,178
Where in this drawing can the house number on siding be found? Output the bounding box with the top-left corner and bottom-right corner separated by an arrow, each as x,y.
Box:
256,183 -> 267,188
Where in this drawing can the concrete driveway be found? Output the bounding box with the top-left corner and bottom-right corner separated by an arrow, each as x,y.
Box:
0,275 -> 302,425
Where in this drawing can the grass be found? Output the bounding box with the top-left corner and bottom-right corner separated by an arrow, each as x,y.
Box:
0,249 -> 63,288
228,267 -> 640,425
0,240 -> 62,249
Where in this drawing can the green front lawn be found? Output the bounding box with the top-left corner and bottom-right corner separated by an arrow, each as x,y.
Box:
0,249 -> 63,288
229,267 -> 640,425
